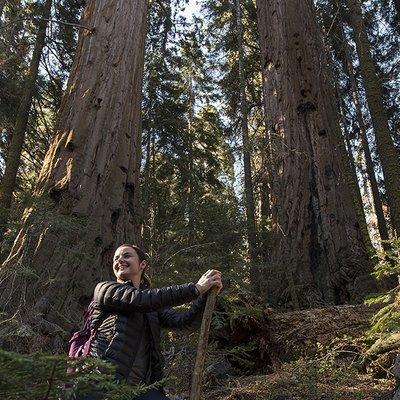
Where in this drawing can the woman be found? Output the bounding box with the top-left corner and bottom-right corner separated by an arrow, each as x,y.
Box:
86,244 -> 222,400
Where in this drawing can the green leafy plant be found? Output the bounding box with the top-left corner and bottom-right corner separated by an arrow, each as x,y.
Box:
365,236 -> 400,336
0,349 -> 158,400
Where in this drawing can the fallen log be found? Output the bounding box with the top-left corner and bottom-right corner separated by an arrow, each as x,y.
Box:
265,304 -> 377,362
212,304 -> 377,369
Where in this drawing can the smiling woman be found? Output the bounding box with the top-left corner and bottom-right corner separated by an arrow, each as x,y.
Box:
81,244 -> 222,400
112,244 -> 150,288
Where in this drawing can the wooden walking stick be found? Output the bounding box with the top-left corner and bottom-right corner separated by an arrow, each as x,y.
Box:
190,286 -> 218,400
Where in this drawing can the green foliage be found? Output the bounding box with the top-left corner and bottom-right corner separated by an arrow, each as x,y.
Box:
225,340 -> 259,372
365,291 -> 400,336
267,337 -> 367,400
213,285 -> 263,331
0,195 -> 89,266
371,237 -> 400,280
211,282 -> 264,373
0,349 -> 148,400
0,0 -> 84,226
365,237 -> 400,337
142,5 -> 244,279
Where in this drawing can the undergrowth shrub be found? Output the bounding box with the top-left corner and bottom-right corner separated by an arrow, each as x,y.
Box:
365,236 -> 400,337
0,349 -> 162,400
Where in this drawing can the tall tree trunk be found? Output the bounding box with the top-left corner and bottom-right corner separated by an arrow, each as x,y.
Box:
337,95 -> 357,175
339,21 -> 390,248
256,0 -> 375,309
260,151 -> 271,262
393,0 -> 400,31
346,0 -> 400,236
0,0 -> 6,19
141,127 -> 153,247
187,74 -> 195,245
0,0 -> 148,351
334,84 -> 374,256
0,0 -> 52,234
236,0 -> 259,290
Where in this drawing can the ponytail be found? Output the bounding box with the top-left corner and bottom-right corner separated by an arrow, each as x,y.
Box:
140,269 -> 152,289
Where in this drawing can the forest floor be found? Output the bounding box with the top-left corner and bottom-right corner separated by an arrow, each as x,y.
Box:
162,304 -> 398,400
166,356 -> 395,400
201,367 -> 394,400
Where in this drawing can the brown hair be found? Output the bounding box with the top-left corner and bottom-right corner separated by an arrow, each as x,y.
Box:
117,244 -> 151,289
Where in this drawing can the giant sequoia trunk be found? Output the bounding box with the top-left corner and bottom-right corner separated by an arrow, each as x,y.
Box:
346,0 -> 400,236
0,0 -> 148,351
0,0 -> 52,234
256,0 -> 375,309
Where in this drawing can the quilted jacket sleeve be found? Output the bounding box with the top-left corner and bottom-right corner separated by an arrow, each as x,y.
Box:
93,281 -> 198,313
158,293 -> 207,330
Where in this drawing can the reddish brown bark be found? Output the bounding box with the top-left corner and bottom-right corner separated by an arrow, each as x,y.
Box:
256,0 -> 375,309
0,0 -> 148,350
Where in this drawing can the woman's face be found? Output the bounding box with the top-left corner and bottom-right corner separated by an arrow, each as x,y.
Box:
113,246 -> 145,283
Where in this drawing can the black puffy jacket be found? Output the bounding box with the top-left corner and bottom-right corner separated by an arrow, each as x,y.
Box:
89,280 -> 206,384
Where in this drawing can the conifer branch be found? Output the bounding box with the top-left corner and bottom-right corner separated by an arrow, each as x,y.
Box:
2,17 -> 94,32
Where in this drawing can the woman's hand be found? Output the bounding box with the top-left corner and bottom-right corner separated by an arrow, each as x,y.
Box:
195,269 -> 222,295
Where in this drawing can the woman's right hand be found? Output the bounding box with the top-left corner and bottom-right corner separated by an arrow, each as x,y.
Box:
195,269 -> 222,295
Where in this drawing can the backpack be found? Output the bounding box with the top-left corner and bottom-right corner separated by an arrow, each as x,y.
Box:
64,301 -> 101,399
68,300 -> 99,358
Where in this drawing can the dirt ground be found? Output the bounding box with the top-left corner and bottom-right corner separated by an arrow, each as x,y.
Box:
162,303 -> 398,400
201,371 -> 394,400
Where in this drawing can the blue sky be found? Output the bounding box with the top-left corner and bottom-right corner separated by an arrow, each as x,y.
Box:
182,0 -> 201,19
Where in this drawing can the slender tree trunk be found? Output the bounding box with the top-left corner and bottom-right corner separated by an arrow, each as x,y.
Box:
339,22 -> 390,248
393,0 -> 400,31
257,0 -> 375,309
0,0 -> 148,351
346,0 -> 400,236
337,96 -> 356,174
335,83 -> 374,256
0,0 -> 6,19
141,127 -> 153,246
187,74 -> 195,245
0,0 -> 52,233
260,151 -> 271,262
236,0 -> 259,290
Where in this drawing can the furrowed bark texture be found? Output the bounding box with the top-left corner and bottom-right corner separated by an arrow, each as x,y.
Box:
0,0 -> 148,351
0,0 -> 52,232
256,0 -> 375,309
346,0 -> 400,236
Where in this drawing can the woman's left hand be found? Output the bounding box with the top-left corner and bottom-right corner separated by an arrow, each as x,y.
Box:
195,269 -> 223,295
